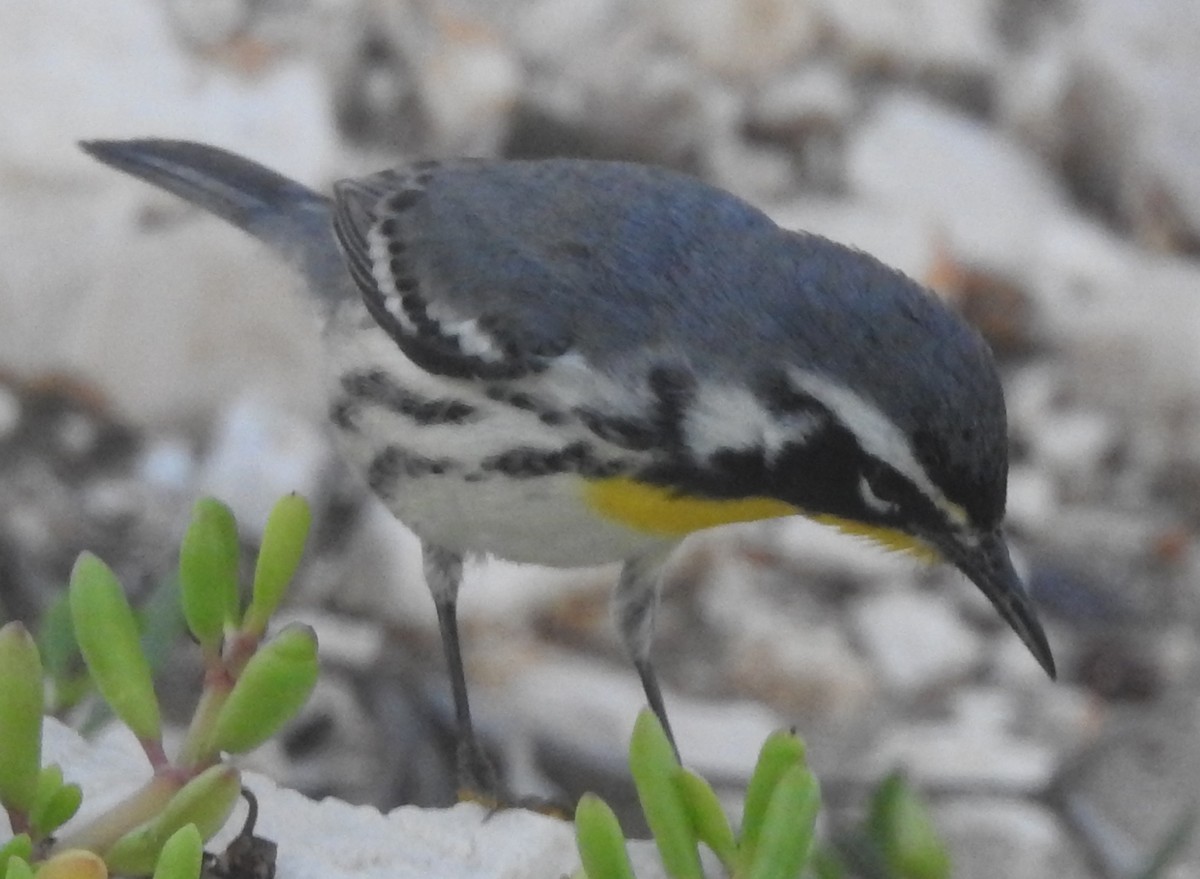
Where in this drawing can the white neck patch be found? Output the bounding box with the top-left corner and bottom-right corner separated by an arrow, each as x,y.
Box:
682,382 -> 825,463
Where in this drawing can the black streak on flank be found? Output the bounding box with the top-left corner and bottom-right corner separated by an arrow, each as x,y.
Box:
368,446 -> 455,492
340,370 -> 477,425
577,409 -> 661,451
484,386 -> 570,426
479,442 -> 627,480
330,398 -> 358,431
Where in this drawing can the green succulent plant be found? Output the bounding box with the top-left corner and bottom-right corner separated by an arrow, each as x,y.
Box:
0,495 -> 317,879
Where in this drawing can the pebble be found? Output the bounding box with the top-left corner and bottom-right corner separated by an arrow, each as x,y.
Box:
651,0 -> 822,77
847,91 -> 1065,271
1027,409 -> 1118,486
868,719 -> 1054,794
1004,465 -> 1058,533
819,0 -> 1001,80
852,590 -> 983,693
935,797 -> 1091,879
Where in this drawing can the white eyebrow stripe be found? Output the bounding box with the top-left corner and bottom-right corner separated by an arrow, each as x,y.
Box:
786,367 -> 965,525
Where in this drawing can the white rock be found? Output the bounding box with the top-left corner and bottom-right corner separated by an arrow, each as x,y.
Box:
1027,410 -> 1118,485
1,0 -> 336,179
846,91 -> 1067,273
699,552 -> 878,718
337,1 -> 520,157
1052,251 -> 1200,425
816,0 -> 1002,78
867,721 -> 1054,794
52,196 -> 328,426
934,798 -> 1089,879
747,65 -> 857,137
726,618 -> 878,719
458,559 -> 616,629
1004,465 -> 1057,533
503,647 -> 786,781
496,0 -> 714,169
650,0 -> 822,77
1,0 -> 337,411
197,395 -> 331,533
852,590 -> 982,692
1003,364 -> 1060,439
1015,0 -> 1200,245
139,437 -> 199,491
703,121 -> 799,203
42,719 -> 682,879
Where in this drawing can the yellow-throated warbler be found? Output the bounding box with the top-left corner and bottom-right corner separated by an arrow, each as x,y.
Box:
82,139 -> 1055,793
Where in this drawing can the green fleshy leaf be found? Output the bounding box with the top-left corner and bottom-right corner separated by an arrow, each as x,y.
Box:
152,824 -> 204,879
37,596 -> 94,716
243,494 -> 311,637
36,596 -> 80,685
739,729 -> 806,871
0,836 -> 32,877
744,764 -> 820,879
179,499 -> 240,649
68,553 -> 161,743
675,768 -> 737,869
3,854 -> 33,879
29,764 -> 83,838
628,710 -> 703,879
0,622 -> 43,812
867,772 -> 950,879
575,794 -> 637,879
210,624 -> 318,754
104,765 -> 239,876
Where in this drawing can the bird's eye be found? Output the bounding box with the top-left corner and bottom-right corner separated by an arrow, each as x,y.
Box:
859,464 -> 907,516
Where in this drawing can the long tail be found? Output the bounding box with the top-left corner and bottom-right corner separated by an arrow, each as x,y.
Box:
80,139 -> 349,306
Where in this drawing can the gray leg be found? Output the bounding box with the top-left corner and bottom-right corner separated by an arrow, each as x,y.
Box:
423,543 -> 496,795
615,547 -> 679,757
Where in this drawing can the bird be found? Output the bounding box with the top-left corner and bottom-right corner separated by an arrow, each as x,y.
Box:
81,139 -> 1056,796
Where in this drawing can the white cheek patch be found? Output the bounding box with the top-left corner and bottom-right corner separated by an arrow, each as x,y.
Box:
787,367 -> 955,519
682,383 -> 824,462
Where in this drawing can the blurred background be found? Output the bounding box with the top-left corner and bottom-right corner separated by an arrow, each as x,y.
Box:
3,0 -> 1200,876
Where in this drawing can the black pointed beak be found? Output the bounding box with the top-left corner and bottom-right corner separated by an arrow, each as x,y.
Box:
941,529 -> 1056,679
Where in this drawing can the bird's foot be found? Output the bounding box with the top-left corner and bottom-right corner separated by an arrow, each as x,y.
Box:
454,738 -> 570,819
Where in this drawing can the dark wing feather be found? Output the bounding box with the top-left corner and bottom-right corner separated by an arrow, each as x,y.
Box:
332,167 -> 544,380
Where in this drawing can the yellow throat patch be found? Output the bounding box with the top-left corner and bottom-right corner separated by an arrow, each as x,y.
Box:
583,476 -> 796,536
582,475 -> 939,562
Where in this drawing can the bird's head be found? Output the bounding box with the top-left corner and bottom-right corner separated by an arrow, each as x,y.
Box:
655,231 -> 1056,678
750,252 -> 1056,678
